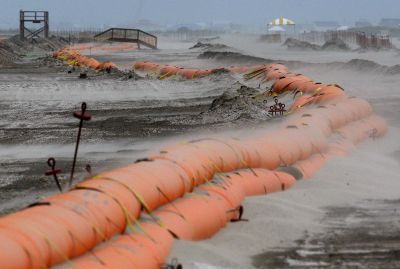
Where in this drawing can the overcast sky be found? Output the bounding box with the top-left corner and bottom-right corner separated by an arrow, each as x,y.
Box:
0,0 -> 399,28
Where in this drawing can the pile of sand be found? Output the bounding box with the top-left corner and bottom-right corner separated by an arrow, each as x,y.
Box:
190,42 -> 231,50
198,36 -> 220,42
283,38 -> 321,51
321,38 -> 350,51
0,35 -> 67,66
199,83 -> 293,124
198,51 -> 272,65
284,37 -> 350,51
197,47 -> 400,76
342,58 -> 400,75
0,40 -> 19,65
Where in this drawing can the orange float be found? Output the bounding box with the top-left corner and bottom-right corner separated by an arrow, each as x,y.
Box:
99,159 -> 192,212
176,68 -> 199,79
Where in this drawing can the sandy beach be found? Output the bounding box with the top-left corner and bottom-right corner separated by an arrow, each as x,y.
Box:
1,33 -> 400,268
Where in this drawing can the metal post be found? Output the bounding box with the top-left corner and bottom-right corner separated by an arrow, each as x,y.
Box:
19,10 -> 25,40
45,157 -> 63,192
69,102 -> 91,186
44,11 -> 49,38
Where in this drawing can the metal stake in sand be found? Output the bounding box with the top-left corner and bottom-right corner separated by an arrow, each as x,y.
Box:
268,97 -> 286,116
45,157 -> 63,192
69,102 -> 91,187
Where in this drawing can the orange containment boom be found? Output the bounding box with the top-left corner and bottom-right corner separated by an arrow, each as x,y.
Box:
0,63 -> 388,269
132,61 -> 280,80
53,48 -> 117,71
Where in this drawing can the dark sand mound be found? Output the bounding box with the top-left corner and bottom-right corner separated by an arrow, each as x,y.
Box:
343,59 -> 384,71
198,51 -> 273,65
198,49 -> 400,75
284,37 -> 350,51
341,59 -> 400,75
0,35 -> 67,66
284,38 -> 321,51
386,64 -> 400,75
200,84 -> 293,123
321,38 -> 351,51
190,42 -> 230,50
198,36 -> 220,42
202,84 -> 269,123
0,42 -> 19,65
209,84 -> 261,111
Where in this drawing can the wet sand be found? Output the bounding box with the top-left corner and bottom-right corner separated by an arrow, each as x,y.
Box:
253,198 -> 400,268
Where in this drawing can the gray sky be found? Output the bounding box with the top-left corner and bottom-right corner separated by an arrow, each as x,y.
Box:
0,0 -> 399,28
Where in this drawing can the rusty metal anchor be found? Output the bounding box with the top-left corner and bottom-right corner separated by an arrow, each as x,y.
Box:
162,258 -> 182,269
369,128 -> 378,140
45,157 -> 63,192
69,102 -> 91,187
268,97 -> 286,116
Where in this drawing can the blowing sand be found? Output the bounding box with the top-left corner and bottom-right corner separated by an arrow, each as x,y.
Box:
169,128 -> 400,268
1,33 -> 399,268
164,35 -> 400,268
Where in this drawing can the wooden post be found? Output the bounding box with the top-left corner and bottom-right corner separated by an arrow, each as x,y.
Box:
19,10 -> 25,40
44,11 -> 49,38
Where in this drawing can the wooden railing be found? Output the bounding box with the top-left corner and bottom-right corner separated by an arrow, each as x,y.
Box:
94,28 -> 157,49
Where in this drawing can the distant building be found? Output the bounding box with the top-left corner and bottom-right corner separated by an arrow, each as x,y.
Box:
379,18 -> 400,28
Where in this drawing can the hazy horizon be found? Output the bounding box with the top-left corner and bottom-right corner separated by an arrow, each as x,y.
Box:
1,0 -> 399,29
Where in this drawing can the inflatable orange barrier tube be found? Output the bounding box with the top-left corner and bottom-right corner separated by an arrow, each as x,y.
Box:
154,194 -> 224,240
45,189 -> 127,237
67,221 -> 172,269
224,169 -> 293,196
195,69 -> 213,77
296,81 -> 326,94
284,76 -> 313,92
143,62 -> 160,72
0,229 -> 42,269
0,209 -> 73,266
176,68 -> 199,79
273,75 -> 312,94
65,168 -> 297,267
226,66 -> 250,73
133,61 -> 147,71
98,159 -> 191,212
159,65 -> 180,78
199,178 -> 246,209
294,154 -> 329,179
54,48 -> 117,71
96,61 -> 117,70
76,178 -> 141,222
132,61 -> 290,80
0,203 -> 98,259
247,138 -> 281,170
151,138 -> 259,184
266,70 -> 286,81
128,222 -> 175,266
